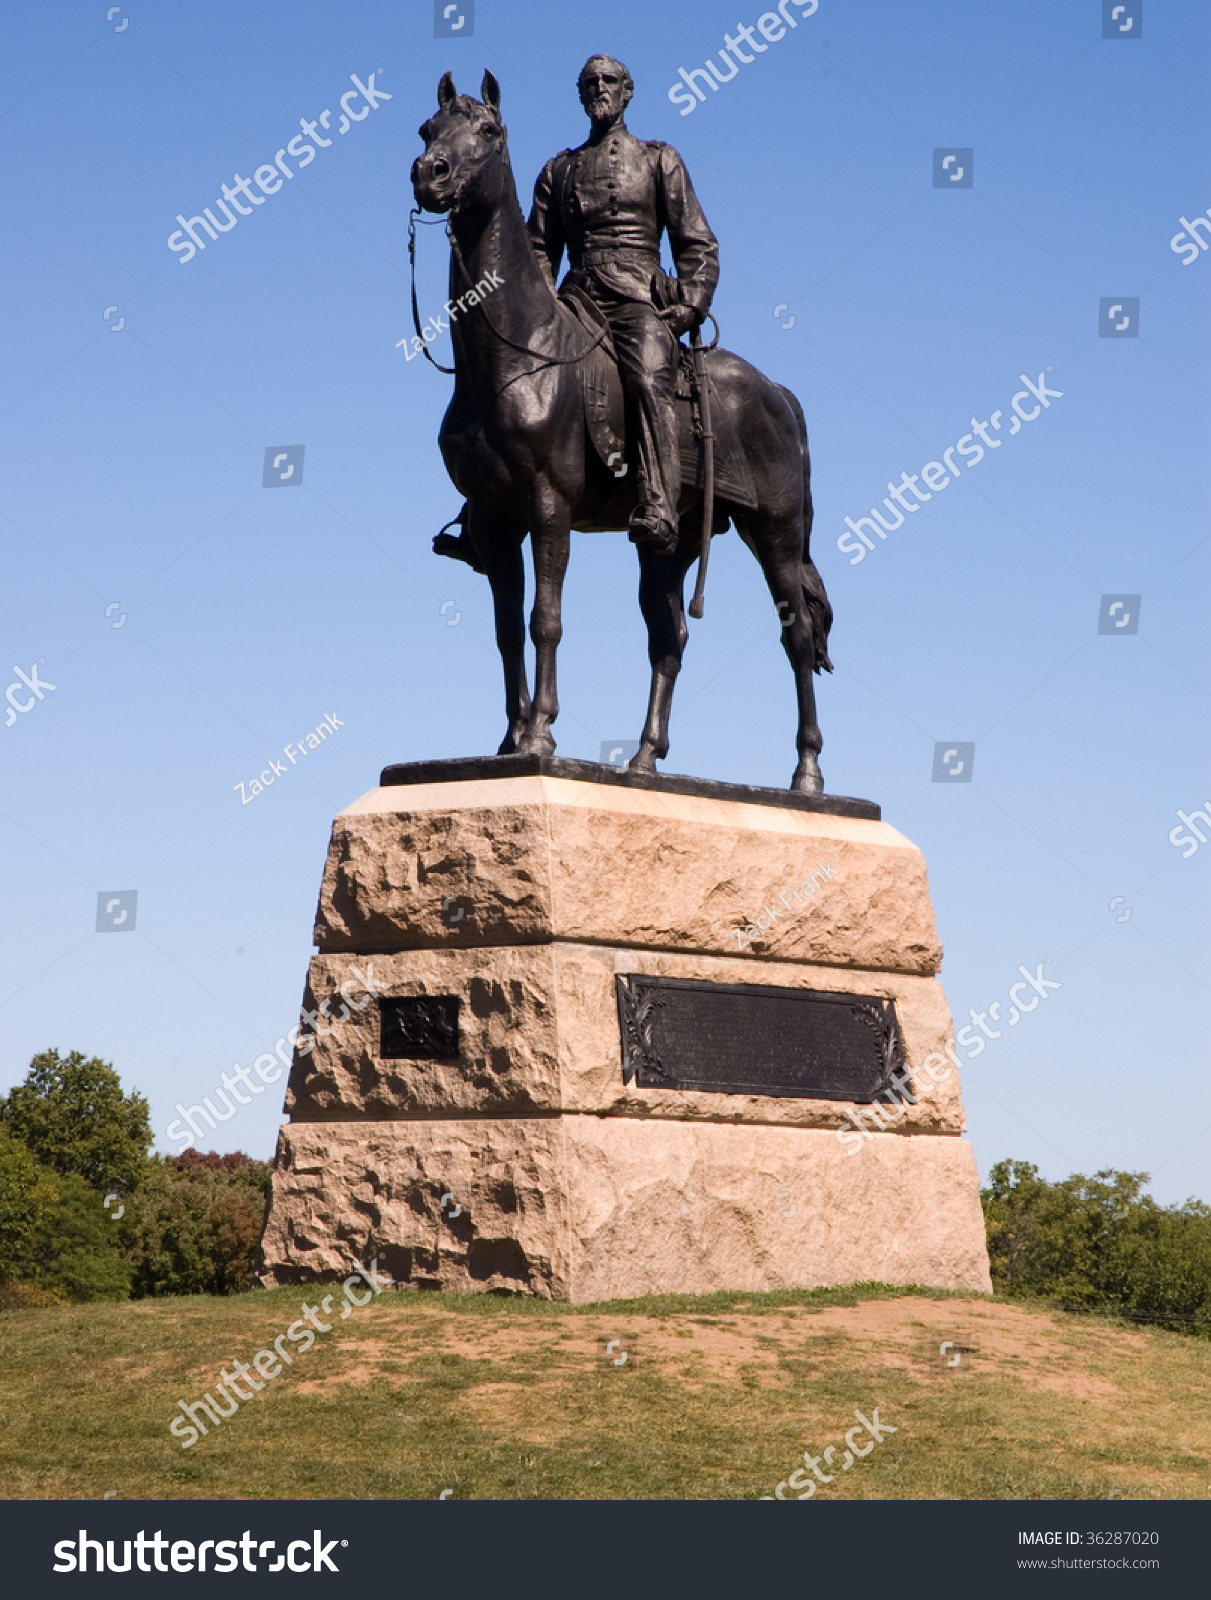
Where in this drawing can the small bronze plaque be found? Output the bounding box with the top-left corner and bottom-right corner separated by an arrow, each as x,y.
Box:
380,995 -> 460,1059
615,975 -> 904,1101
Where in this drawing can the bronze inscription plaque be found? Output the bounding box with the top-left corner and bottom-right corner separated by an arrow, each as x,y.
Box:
615,975 -> 904,1101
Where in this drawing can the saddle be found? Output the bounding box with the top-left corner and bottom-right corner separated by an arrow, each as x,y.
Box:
561,287 -> 758,511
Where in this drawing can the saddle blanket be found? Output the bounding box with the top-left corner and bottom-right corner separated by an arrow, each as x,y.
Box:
565,292 -> 758,511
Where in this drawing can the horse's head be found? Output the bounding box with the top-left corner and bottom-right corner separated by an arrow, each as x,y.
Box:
412,70 -> 507,215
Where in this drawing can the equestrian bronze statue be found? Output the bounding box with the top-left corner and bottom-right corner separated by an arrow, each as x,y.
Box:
411,62 -> 834,794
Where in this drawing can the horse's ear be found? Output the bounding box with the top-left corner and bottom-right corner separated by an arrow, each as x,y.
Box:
481,70 -> 501,115
438,71 -> 457,109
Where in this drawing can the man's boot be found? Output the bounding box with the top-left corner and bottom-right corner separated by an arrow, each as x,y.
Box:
432,504 -> 485,573
627,504 -> 679,558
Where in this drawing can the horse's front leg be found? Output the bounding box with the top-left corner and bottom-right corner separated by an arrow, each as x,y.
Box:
466,501 -> 530,755
517,488 -> 571,756
630,533 -> 696,774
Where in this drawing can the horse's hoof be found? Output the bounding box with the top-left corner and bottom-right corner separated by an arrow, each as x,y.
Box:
516,732 -> 556,758
626,747 -> 660,775
791,762 -> 824,797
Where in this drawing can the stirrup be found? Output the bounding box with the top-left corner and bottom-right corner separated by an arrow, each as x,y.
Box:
433,507 -> 485,573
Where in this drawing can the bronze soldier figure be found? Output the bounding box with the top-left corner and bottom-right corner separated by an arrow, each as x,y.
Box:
527,55 -> 718,556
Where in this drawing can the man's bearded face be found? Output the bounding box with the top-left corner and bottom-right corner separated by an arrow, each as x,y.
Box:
579,63 -> 630,122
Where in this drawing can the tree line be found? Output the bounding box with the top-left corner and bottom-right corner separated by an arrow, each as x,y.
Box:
1,1047 -> 1208,1332
0,1048 -> 269,1304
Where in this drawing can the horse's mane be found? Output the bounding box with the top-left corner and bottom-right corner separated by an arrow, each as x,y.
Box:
424,85 -> 591,341
450,93 -> 496,121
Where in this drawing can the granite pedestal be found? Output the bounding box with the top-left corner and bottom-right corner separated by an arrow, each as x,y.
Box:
258,759 -> 992,1300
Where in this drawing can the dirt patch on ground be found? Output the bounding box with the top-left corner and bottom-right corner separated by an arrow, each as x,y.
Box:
270,1297 -> 1140,1407
766,1297 -> 1133,1401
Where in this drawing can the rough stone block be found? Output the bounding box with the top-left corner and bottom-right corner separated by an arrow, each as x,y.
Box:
313,776 -> 943,974
259,1117 -> 992,1301
287,942 -> 965,1136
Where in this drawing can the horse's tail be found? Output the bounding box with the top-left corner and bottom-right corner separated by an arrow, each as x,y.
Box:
777,384 -> 833,675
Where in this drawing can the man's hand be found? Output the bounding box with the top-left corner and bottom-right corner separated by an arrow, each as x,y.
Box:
659,303 -> 700,338
651,269 -> 702,339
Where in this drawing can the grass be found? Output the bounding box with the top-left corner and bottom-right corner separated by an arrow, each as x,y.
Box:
1,1282 -> 1207,1500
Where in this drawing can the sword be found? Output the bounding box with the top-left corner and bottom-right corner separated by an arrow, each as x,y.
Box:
687,320 -> 714,620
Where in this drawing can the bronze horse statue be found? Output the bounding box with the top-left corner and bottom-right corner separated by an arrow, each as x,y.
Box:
411,70 -> 833,794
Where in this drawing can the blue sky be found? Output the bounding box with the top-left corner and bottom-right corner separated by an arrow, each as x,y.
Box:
1,0 -> 1207,1206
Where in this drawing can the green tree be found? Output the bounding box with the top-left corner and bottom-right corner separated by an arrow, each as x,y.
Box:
982,1159 -> 1211,1335
0,1049 -> 275,1303
127,1150 -> 271,1298
0,1129 -> 58,1284
32,1172 -> 133,1301
0,1048 -> 152,1194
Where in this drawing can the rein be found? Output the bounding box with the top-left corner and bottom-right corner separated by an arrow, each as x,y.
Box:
408,210 -> 456,374
408,203 -> 609,374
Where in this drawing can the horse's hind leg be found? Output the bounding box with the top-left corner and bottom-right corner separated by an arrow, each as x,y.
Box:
629,534 -> 697,774
738,512 -> 824,796
466,502 -> 531,755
